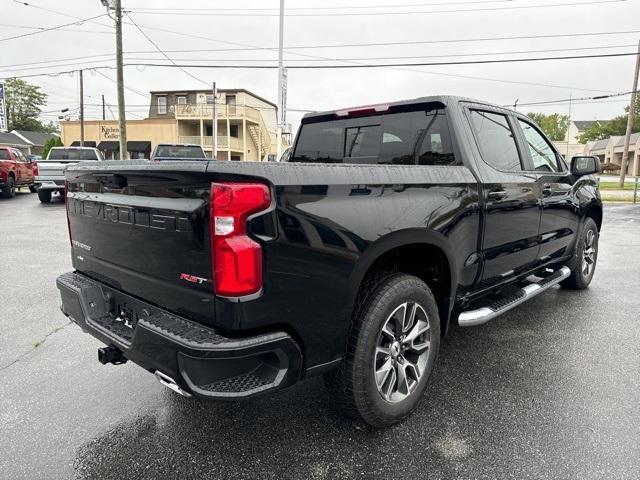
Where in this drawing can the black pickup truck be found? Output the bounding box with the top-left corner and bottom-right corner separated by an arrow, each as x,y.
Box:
56,96 -> 601,427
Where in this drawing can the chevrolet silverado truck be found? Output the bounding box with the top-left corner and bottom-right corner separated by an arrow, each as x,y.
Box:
36,147 -> 104,203
56,96 -> 602,427
0,145 -> 37,198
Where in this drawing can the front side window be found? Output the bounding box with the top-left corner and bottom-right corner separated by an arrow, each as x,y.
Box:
517,119 -> 560,172
470,110 -> 522,172
13,149 -> 26,162
157,96 -> 167,115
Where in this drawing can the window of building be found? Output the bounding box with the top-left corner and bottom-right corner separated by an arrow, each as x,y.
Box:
229,125 -> 239,138
176,96 -> 187,105
469,110 -> 522,172
206,95 -> 214,104
517,119 -> 560,172
291,107 -> 458,165
157,96 -> 167,115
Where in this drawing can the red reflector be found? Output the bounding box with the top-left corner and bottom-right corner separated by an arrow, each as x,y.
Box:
65,180 -> 72,246
210,182 -> 270,296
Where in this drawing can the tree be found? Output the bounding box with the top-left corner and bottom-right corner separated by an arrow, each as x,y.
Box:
42,136 -> 63,159
578,97 -> 640,143
3,78 -> 48,132
526,112 -> 570,141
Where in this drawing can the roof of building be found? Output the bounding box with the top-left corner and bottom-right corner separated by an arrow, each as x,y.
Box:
12,130 -> 59,146
614,132 -> 640,147
591,138 -> 610,150
0,132 -> 30,147
148,88 -> 277,108
573,120 -> 607,131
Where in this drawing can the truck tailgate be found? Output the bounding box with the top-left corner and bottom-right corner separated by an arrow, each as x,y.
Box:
65,161 -> 215,322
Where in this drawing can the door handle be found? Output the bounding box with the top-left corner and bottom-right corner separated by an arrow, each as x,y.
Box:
542,183 -> 552,196
488,190 -> 507,200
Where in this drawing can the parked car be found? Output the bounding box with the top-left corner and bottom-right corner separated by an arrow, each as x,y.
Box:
0,145 -> 37,198
150,143 -> 207,161
35,147 -> 104,203
56,96 -> 602,427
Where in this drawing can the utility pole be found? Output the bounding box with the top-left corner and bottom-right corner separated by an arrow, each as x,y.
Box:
79,69 -> 84,147
566,93 -> 572,159
212,81 -> 217,159
115,0 -> 127,159
276,0 -> 285,162
619,39 -> 640,187
102,94 -> 106,121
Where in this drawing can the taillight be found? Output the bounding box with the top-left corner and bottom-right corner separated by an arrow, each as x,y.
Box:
210,182 -> 271,296
32,161 -> 39,176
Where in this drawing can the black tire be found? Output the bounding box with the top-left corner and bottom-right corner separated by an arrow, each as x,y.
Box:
324,272 -> 440,428
28,184 -> 37,193
560,217 -> 598,289
37,189 -> 52,203
1,176 -> 16,198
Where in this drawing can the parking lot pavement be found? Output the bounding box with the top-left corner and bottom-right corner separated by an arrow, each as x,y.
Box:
1,191 -> 639,480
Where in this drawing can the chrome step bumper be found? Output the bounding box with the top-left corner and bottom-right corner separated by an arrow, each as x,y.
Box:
458,266 -> 571,327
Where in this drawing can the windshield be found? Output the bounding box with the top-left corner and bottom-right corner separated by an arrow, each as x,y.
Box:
47,149 -> 102,161
153,145 -> 207,160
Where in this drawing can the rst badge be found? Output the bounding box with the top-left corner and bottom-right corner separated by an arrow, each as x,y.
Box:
179,273 -> 210,285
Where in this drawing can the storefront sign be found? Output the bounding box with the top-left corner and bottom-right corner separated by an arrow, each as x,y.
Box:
100,125 -> 120,140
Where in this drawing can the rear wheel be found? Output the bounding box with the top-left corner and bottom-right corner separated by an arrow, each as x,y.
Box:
561,217 -> 598,289
37,189 -> 52,203
1,177 -> 15,198
324,273 -> 440,427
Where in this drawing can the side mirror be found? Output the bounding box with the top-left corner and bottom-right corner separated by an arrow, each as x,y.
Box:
571,155 -> 600,177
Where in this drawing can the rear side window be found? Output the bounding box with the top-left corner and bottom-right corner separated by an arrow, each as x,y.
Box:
469,110 -> 522,172
292,108 -> 458,165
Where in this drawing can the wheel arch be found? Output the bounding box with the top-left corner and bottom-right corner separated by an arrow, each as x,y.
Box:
584,202 -> 603,231
347,229 -> 458,335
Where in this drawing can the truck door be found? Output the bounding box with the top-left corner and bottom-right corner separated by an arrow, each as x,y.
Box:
466,108 -> 541,284
513,117 -> 579,262
13,149 -> 33,184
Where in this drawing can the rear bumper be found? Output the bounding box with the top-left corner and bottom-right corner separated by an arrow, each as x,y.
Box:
56,271 -> 302,399
35,177 -> 65,190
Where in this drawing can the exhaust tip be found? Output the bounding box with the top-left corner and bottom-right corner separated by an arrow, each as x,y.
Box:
155,371 -> 192,397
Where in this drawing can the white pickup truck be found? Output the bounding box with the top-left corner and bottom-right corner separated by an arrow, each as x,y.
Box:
35,147 -> 104,203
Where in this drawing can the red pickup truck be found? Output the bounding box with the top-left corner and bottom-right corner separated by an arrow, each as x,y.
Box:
0,145 -> 38,198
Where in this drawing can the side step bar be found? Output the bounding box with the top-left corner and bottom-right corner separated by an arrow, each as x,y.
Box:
458,266 -> 571,327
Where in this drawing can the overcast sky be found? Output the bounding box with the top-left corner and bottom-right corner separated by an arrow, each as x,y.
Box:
2,0 -> 639,134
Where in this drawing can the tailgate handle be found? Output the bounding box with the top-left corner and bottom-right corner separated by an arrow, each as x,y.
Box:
93,173 -> 127,189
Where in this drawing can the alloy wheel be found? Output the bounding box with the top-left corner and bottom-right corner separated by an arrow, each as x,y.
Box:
582,229 -> 597,277
374,302 -> 431,403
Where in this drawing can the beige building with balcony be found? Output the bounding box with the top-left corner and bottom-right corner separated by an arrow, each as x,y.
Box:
59,88 -> 284,161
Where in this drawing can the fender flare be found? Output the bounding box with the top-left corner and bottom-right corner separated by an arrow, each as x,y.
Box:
345,228 -> 459,330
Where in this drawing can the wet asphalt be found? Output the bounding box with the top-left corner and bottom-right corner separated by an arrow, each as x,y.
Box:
0,191 -> 638,480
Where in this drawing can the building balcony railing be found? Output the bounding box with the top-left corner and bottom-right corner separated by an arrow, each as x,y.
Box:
173,103 -> 262,123
178,135 -> 244,151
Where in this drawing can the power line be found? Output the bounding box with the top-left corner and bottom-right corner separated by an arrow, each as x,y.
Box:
0,22 -> 112,34
127,0 -> 627,16
3,43 -> 636,72
0,13 -> 107,42
123,12 -> 210,88
130,0 -> 521,11
507,90 -> 639,107
93,69 -> 150,99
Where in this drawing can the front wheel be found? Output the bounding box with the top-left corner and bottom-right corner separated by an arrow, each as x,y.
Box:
324,273 -> 440,427
561,217 -> 599,289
